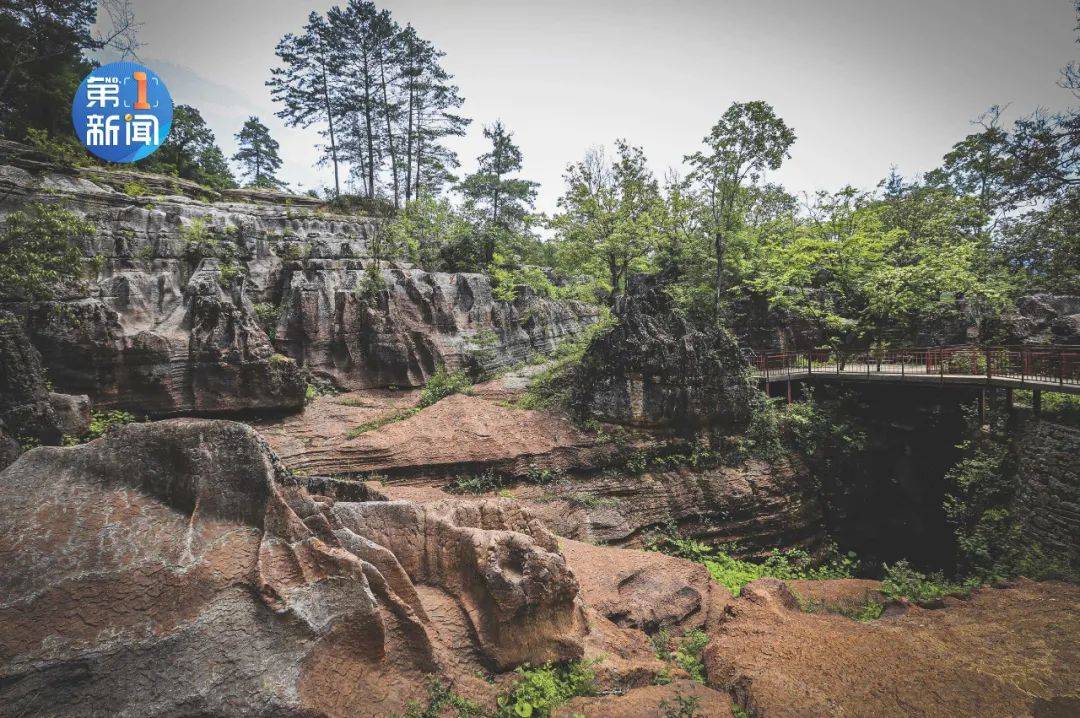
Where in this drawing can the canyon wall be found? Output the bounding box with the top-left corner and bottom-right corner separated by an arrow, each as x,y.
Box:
0,147 -> 595,415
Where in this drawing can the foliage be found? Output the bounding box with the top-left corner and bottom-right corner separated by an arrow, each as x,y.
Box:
85,410 -> 137,441
512,310 -> 614,411
465,329 -> 500,381
659,692 -> 703,718
417,367 -> 472,408
488,253 -> 556,302
354,263 -> 387,301
0,203 -> 93,300
24,127 -> 94,167
646,532 -> 857,597
392,676 -> 482,718
458,121 -> 539,264
253,302 -> 282,337
233,116 -> 285,188
494,661 -> 595,718
880,560 -> 978,605
136,105 -> 236,189
445,468 -> 504,495
549,141 -> 660,305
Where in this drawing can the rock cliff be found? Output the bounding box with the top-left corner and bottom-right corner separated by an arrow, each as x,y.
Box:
0,145 -> 596,415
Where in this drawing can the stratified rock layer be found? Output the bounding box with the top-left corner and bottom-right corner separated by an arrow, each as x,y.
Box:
0,419 -> 586,717
0,150 -> 596,414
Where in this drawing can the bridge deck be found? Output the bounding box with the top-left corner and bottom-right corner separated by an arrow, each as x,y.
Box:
755,365 -> 1080,395
752,346 -> 1080,396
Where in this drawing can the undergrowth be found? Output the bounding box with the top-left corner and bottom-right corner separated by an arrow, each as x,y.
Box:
646,531 -> 857,597
494,661 -> 596,718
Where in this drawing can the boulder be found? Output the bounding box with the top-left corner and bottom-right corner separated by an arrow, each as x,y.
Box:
571,271 -> 758,431
0,418 -> 587,716
47,392 -> 91,437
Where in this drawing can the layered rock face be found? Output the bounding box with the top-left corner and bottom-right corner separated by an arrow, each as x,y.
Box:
0,148 -> 595,414
1004,293 -> 1080,345
276,262 -> 597,390
0,419 -> 587,716
572,271 -> 757,431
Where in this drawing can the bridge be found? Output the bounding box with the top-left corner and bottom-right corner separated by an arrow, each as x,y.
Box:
752,345 -> 1080,411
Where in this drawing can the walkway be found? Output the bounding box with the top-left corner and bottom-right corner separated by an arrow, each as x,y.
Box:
752,345 -> 1080,396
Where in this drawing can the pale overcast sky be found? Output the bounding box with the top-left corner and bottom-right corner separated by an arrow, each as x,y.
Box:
97,0 -> 1077,211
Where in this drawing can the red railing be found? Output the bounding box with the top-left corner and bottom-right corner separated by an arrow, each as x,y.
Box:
752,345 -> 1080,389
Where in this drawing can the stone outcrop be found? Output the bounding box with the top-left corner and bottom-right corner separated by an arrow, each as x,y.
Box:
0,148 -> 595,413
1003,293 -> 1080,345
1013,417 -> 1080,570
0,311 -> 62,456
522,459 -> 826,555
572,271 -> 757,431
0,418 -> 588,716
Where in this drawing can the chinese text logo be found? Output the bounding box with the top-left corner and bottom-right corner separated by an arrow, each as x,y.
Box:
72,61 -> 172,163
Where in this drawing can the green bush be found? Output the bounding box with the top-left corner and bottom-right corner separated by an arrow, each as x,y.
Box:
445,468 -> 504,495
880,560 -> 977,605
392,676 -> 481,718
417,367 -> 472,408
494,661 -> 596,718
354,263 -> 387,301
254,303 -> 282,337
85,410 -> 137,441
0,203 -> 93,300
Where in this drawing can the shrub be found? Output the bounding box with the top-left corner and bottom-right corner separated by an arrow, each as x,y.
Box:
445,468 -> 504,495
25,127 -> 93,167
254,303 -> 282,337
85,410 -> 137,441
392,676 -> 481,718
647,533 -> 857,597
0,203 -> 93,300
417,367 -> 472,408
880,560 -> 977,605
354,263 -> 387,301
660,692 -> 703,718
122,181 -> 151,197
494,661 -> 596,718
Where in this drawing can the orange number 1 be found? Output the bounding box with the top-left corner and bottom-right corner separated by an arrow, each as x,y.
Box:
132,71 -> 150,110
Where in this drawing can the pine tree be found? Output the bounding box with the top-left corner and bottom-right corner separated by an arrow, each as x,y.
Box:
232,116 -> 284,188
268,11 -> 341,196
458,121 -> 538,263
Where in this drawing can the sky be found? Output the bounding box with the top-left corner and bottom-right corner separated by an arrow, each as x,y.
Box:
96,0 -> 1078,213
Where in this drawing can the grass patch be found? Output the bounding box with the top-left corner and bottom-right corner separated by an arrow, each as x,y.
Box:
417,367 -> 472,408
652,629 -> 709,683
391,676 -> 482,718
797,594 -> 884,621
646,533 -> 857,598
346,408 -> 420,439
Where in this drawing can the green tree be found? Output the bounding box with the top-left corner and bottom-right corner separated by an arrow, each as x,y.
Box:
232,116 -> 284,188
687,101 -> 796,316
0,0 -> 139,140
551,141 -> 660,304
458,121 -> 538,264
268,11 -> 342,197
137,104 -> 235,189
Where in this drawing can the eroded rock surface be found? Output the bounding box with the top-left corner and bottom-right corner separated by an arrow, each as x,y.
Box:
0,149 -> 595,415
572,271 -> 757,430
705,578 -> 1080,718
0,419 -> 587,716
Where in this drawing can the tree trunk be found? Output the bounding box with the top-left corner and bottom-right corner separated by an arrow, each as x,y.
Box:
318,50 -> 340,197
361,50 -> 376,198
404,73 -> 414,203
378,55 -> 400,208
